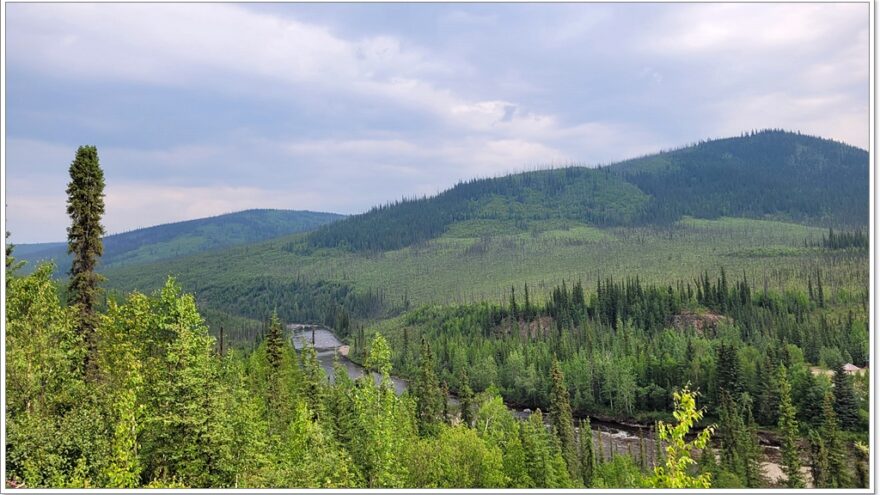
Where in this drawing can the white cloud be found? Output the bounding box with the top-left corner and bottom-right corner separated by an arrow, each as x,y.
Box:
4,3 -> 869,243
647,4 -> 866,54
707,92 -> 868,148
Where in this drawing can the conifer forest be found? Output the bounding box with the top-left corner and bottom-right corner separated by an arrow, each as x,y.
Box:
3,3 -> 872,491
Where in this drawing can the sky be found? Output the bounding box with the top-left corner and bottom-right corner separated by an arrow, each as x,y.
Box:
4,3 -> 870,243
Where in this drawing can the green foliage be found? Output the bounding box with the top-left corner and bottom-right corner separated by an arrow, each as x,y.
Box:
820,227 -> 868,250
549,358 -> 578,479
821,391 -> 852,487
623,130 -> 867,226
777,365 -> 804,488
308,131 -> 867,253
102,213 -> 865,338
66,145 -> 106,376
593,455 -> 648,488
5,266 -> 868,488
265,311 -> 284,371
474,395 -> 531,487
832,363 -> 860,430
716,393 -> 764,487
364,271 -> 867,432
577,418 -> 596,487
308,167 -> 649,252
649,387 -> 714,489
6,231 -> 25,281
412,338 -> 444,436
404,425 -> 506,488
519,410 -> 576,488
365,333 -> 392,377
6,264 -> 94,487
267,401 -> 358,488
807,429 -> 829,488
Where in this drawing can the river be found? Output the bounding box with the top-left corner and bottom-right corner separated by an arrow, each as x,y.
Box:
288,324 -> 807,487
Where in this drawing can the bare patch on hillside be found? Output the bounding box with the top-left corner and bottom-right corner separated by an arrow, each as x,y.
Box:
670,311 -> 731,335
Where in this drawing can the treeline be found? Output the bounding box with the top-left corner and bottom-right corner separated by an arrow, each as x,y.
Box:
8,256 -> 727,488
805,228 -> 869,250
364,270 -> 868,433
186,278 -> 399,345
625,130 -> 868,226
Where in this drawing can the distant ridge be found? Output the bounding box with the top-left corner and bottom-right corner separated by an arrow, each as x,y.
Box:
13,208 -> 345,274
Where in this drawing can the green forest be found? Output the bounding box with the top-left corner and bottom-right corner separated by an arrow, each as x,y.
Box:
4,135 -> 871,489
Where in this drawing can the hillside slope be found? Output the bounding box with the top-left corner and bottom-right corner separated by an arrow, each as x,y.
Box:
307,130 -> 867,252
14,209 -> 344,274
90,131 -> 868,342
617,130 -> 868,224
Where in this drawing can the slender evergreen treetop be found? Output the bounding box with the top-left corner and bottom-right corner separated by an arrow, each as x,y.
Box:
66,145 -> 106,376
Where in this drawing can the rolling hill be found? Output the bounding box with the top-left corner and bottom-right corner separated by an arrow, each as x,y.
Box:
306,130 -> 868,252
13,209 -> 344,274
94,130 -> 869,343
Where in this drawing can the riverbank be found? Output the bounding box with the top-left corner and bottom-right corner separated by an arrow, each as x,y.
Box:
289,324 -> 810,487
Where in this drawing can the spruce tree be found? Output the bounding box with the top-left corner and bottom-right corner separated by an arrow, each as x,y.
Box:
740,400 -> 765,487
807,429 -> 829,488
549,357 -> 578,479
299,339 -> 326,421
832,363 -> 859,430
66,145 -> 106,376
509,286 -> 518,320
853,442 -> 869,488
757,357 -> 780,425
822,391 -> 851,487
717,393 -> 742,475
715,342 -> 742,401
777,365 -> 804,488
578,418 -> 595,487
266,311 -> 284,371
413,337 -> 443,435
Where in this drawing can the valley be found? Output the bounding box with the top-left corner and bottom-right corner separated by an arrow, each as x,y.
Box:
6,130 -> 871,489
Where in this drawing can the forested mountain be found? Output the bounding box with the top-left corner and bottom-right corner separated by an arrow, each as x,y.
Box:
308,130 -> 867,252
13,209 -> 344,274
308,167 -> 648,252
618,130 -> 868,225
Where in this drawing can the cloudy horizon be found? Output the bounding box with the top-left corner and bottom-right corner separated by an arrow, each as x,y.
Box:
5,3 -> 869,243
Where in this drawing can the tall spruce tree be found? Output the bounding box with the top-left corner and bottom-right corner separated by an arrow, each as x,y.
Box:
822,391 -> 851,487
757,357 -> 780,425
777,365 -> 804,488
578,418 -> 596,487
832,363 -> 859,430
715,342 -> 742,401
549,357 -> 578,479
66,145 -> 106,376
413,337 -> 443,435
808,429 -> 829,488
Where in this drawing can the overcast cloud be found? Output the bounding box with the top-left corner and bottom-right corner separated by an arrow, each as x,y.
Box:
4,3 -> 869,242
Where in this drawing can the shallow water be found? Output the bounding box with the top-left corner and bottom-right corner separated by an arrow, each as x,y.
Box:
289,326 -> 408,394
